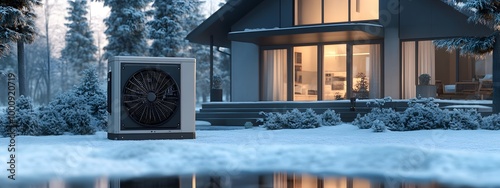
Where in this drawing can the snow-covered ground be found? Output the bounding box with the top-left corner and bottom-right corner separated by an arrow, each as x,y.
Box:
1,122 -> 500,187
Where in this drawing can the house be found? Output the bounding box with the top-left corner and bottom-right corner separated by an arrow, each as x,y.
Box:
187,0 -> 493,102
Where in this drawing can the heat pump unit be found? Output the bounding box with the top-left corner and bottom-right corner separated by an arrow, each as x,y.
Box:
107,56 -> 196,140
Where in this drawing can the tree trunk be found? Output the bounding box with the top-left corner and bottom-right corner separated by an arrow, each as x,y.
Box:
17,41 -> 26,97
45,0 -> 51,102
493,33 -> 500,113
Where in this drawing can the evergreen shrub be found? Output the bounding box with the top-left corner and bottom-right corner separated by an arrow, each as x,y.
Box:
321,109 -> 342,126
259,108 -> 341,130
481,113 -> 500,130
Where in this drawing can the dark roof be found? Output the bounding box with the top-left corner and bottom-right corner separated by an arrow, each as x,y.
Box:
186,0 -> 265,47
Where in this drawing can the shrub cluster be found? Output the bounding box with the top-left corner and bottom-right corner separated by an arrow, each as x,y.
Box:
481,113 -> 500,130
353,97 -> 496,132
258,108 -> 342,130
0,69 -> 107,137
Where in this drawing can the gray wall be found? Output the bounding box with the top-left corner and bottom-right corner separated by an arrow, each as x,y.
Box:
232,0 -> 281,31
231,41 -> 260,101
380,0 -> 401,98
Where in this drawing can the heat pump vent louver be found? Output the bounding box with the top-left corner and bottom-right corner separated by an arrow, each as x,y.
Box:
123,69 -> 179,126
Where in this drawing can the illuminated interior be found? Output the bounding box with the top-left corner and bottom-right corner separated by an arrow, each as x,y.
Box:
295,0 -> 379,25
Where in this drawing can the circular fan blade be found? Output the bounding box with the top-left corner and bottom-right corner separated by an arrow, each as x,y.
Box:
122,69 -> 179,126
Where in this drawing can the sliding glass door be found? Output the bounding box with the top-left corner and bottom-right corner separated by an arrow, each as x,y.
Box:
352,44 -> 381,99
323,44 -> 347,100
261,43 -> 381,101
293,46 -> 318,101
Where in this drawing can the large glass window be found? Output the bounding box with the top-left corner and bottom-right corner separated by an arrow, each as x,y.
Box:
294,46 -> 318,101
402,40 -> 493,99
295,0 -> 378,25
351,0 -> 379,21
262,49 -> 288,101
295,0 -> 322,25
323,44 -> 347,100
324,0 -> 349,23
352,44 -> 381,99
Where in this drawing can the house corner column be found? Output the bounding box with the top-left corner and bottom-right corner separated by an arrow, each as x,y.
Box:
383,28 -> 401,99
492,33 -> 500,113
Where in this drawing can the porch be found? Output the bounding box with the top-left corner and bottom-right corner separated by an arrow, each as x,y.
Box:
195,99 -> 493,126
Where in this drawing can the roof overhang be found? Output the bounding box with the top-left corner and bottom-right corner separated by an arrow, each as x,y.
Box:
228,23 -> 384,46
186,0 -> 266,48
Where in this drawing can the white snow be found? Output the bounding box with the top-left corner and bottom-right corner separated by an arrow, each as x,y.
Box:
1,123 -> 500,186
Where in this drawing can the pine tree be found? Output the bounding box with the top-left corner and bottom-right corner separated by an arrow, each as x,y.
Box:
103,0 -> 150,59
148,0 -> 193,57
0,0 -> 41,56
187,0 -> 212,102
61,0 -> 97,76
75,68 -> 107,130
0,0 -> 42,97
434,1 -> 498,55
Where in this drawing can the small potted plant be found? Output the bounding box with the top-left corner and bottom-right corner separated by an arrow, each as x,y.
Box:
416,73 -> 436,98
211,75 -> 223,102
419,74 -> 431,85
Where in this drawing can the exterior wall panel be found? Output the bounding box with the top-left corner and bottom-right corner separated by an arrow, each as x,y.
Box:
231,41 -> 260,101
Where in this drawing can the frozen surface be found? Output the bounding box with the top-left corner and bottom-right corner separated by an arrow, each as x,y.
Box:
1,123 -> 500,186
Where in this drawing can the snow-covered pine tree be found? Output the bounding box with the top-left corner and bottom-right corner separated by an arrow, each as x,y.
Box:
186,0 -> 213,103
0,0 -> 42,97
0,0 -> 41,56
75,68 -> 107,130
1,96 -> 43,136
38,105 -> 66,135
435,0 -> 500,112
49,91 -> 95,135
148,0 -> 193,57
61,0 -> 97,79
103,0 -> 150,59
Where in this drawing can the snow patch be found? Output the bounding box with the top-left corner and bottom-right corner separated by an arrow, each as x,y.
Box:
1,125 -> 500,187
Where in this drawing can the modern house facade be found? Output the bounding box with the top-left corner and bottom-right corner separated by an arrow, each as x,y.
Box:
187,0 -> 493,102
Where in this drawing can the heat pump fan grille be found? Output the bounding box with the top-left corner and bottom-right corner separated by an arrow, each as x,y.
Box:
123,69 -> 179,126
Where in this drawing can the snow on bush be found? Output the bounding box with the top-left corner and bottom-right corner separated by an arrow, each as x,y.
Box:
0,96 -> 42,136
297,108 -> 321,129
371,119 -> 386,132
321,109 -> 342,126
49,92 -> 95,135
481,114 -> 500,130
444,109 -> 481,130
352,108 -> 402,130
283,109 -> 305,129
399,98 -> 446,131
75,68 -> 107,131
365,96 -> 393,107
38,105 -> 66,136
258,112 -> 285,130
259,109 -> 340,130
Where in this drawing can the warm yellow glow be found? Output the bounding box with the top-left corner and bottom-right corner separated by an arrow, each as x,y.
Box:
325,52 -> 370,57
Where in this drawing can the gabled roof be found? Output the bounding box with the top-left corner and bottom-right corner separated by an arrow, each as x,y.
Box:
186,0 -> 265,47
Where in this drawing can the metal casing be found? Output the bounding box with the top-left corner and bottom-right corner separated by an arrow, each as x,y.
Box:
107,56 -> 196,140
